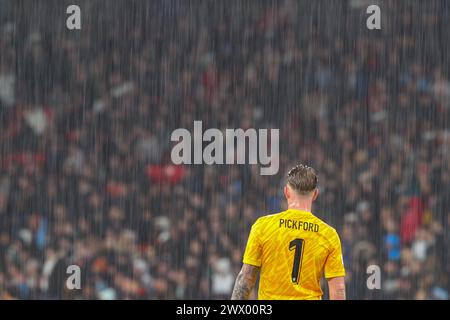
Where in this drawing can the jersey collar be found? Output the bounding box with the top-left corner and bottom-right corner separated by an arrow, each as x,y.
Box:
287,208 -> 314,215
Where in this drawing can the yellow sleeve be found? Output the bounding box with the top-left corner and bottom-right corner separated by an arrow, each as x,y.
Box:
242,219 -> 263,267
324,230 -> 346,279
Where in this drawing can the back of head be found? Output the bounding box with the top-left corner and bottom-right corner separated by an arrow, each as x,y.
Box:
286,164 -> 318,196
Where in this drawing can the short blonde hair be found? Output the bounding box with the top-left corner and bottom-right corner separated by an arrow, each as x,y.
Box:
286,164 -> 318,195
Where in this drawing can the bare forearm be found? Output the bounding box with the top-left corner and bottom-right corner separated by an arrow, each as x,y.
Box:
231,271 -> 253,300
329,286 -> 346,300
328,277 -> 346,300
231,264 -> 259,300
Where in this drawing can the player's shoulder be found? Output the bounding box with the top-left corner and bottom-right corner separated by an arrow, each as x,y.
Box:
255,211 -> 283,221
252,211 -> 284,225
312,215 -> 339,236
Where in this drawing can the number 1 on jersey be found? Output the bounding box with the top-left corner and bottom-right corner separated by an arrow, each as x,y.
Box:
289,238 -> 305,284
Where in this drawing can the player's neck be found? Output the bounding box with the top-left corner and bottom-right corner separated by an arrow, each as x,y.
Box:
287,201 -> 312,213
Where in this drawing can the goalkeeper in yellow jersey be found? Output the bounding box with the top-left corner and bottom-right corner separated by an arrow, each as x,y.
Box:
231,164 -> 346,300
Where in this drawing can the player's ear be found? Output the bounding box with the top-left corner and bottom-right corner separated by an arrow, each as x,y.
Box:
312,188 -> 319,201
284,185 -> 290,200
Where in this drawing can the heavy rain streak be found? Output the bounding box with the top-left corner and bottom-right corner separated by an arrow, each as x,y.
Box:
0,0 -> 449,301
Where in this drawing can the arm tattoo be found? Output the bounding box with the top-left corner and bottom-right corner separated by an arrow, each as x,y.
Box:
231,264 -> 260,300
333,288 -> 346,300
328,277 -> 346,300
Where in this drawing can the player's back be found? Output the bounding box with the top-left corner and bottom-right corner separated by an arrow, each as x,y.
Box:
243,208 -> 345,300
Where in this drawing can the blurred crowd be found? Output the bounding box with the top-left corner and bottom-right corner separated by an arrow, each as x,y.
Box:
0,0 -> 449,299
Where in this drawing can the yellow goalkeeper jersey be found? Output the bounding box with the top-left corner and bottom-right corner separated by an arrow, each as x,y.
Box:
243,208 -> 345,300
